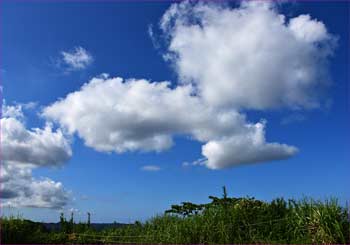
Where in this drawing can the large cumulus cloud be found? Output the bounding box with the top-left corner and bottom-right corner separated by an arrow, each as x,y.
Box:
43,1 -> 335,169
43,76 -> 297,169
160,1 -> 335,110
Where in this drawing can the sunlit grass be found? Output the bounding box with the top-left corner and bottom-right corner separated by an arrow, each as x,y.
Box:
1,194 -> 349,244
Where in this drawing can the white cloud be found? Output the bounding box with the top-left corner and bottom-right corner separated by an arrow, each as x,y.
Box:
288,14 -> 329,43
1,117 -> 72,167
183,158 -> 206,167
160,1 -> 335,110
41,1 -> 335,170
1,164 -> 69,209
2,103 -> 24,118
202,121 -> 297,169
43,77 -> 188,153
1,104 -> 71,208
141,165 -> 161,171
69,208 -> 79,213
21,101 -> 38,110
42,76 -> 247,151
43,76 -> 297,169
61,46 -> 93,71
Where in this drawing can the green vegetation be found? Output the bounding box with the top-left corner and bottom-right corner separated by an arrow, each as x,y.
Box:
1,187 -> 349,244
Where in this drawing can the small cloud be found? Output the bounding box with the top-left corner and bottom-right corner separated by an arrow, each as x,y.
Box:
21,101 -> 38,110
2,101 -> 38,119
2,102 -> 24,119
80,195 -> 89,200
140,165 -> 161,171
192,158 -> 207,166
97,73 -> 109,79
147,24 -> 154,40
148,24 -> 160,49
69,208 -> 79,213
182,158 -> 206,168
60,46 -> 93,71
281,114 -> 306,125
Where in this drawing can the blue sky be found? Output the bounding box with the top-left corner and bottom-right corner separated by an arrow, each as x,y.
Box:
1,1 -> 349,223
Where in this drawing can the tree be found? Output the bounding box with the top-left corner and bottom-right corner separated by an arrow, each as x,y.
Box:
223,186 -> 228,199
87,212 -> 91,228
69,212 -> 74,233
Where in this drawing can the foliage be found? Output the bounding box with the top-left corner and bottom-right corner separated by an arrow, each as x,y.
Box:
1,188 -> 349,244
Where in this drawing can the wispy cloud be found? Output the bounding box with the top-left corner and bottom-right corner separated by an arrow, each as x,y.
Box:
182,158 -> 206,168
60,46 -> 93,71
148,24 -> 160,50
140,165 -> 161,172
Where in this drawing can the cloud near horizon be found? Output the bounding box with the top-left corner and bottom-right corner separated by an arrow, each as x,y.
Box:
1,104 -> 72,209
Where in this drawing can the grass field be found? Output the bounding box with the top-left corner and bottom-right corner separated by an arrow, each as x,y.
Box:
1,188 -> 349,244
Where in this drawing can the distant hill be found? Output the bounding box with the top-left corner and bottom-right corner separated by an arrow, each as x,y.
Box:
42,222 -> 130,231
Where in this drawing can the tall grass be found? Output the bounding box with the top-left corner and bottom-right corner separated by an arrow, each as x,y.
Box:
103,197 -> 348,244
1,195 -> 349,244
